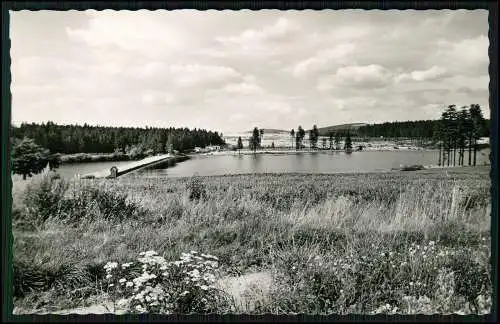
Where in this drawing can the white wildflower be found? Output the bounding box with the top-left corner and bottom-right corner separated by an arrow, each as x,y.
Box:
104,262 -> 118,271
144,250 -> 158,257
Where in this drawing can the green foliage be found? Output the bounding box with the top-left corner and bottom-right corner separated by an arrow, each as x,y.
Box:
62,187 -> 145,223
23,172 -> 69,224
296,126 -> 305,149
262,240 -> 491,315
344,132 -> 353,151
11,137 -> 52,180
237,137 -> 243,150
104,251 -> 234,314
13,258 -> 93,298
357,118 -> 489,139
12,169 -> 491,314
186,176 -> 207,201
250,127 -> 260,152
11,122 -> 225,155
22,175 -> 145,225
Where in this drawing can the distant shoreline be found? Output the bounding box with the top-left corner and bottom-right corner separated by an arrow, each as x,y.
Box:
56,144 -> 489,164
192,147 -> 438,157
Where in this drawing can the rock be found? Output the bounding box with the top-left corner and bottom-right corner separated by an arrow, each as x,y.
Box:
400,164 -> 425,171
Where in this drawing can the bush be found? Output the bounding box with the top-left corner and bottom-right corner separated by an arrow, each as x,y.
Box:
262,240 -> 491,315
104,250 -> 234,314
186,176 -> 207,201
13,258 -> 92,298
59,186 -> 146,223
22,175 -> 145,225
23,173 -> 69,224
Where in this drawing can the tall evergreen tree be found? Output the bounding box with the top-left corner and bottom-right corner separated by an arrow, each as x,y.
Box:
237,136 -> 243,153
251,127 -> 260,153
296,126 -> 305,150
334,133 -> 341,150
311,125 -> 319,149
457,107 -> 470,166
344,131 -> 353,152
469,104 -> 485,166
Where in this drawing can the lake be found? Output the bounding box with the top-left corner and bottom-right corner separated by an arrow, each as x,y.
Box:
55,149 -> 491,179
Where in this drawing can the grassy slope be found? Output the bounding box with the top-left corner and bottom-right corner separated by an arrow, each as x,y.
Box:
11,166 -> 492,314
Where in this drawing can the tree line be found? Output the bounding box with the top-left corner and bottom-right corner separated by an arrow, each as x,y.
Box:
10,122 -> 226,156
435,104 -> 488,167
356,118 -> 489,140
237,125 -> 354,153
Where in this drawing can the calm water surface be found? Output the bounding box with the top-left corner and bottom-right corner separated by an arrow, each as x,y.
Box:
56,150 -> 490,179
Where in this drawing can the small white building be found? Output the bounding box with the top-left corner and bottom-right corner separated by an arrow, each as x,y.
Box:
206,145 -> 221,151
477,137 -> 489,145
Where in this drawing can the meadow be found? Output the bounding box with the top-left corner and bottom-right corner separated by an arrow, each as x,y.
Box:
11,166 -> 492,315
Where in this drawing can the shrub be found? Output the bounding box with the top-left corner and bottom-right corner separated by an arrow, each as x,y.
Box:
60,186 -> 146,223
23,173 -> 69,224
263,240 -> 491,315
22,176 -> 145,225
186,176 -> 207,201
104,250 -> 234,314
13,258 -> 92,298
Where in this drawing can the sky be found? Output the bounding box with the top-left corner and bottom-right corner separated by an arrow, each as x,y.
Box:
10,9 -> 490,133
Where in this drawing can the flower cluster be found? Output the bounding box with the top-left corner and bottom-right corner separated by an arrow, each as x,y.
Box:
400,295 -> 434,314
104,250 -> 232,314
370,303 -> 399,315
268,239 -> 491,315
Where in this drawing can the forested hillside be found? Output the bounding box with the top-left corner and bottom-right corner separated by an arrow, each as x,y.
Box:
356,119 -> 490,139
10,122 -> 226,155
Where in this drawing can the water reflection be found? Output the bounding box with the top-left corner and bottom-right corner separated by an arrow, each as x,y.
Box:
57,149 -> 491,179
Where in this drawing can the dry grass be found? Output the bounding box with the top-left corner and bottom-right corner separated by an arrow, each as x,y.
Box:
11,166 -> 492,314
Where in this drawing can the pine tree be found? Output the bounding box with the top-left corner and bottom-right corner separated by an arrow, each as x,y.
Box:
344,131 -> 353,152
237,136 -> 243,153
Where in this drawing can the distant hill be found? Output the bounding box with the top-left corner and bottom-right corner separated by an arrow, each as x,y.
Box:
314,123 -> 368,136
246,128 -> 289,134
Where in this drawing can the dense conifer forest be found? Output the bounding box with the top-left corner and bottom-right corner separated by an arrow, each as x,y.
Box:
356,118 -> 489,139
10,122 -> 226,155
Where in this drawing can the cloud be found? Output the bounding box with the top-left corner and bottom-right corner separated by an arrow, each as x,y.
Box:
395,66 -> 448,83
10,10 -> 490,132
229,113 -> 247,121
216,17 -> 300,47
65,10 -> 186,56
222,82 -> 265,95
141,91 -> 175,106
169,64 -> 242,88
211,17 -> 304,58
430,35 -> 489,76
291,43 -> 356,77
258,101 -> 293,114
318,64 -> 394,92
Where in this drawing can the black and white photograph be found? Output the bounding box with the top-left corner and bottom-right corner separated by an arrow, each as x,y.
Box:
7,6 -> 493,316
